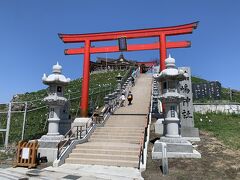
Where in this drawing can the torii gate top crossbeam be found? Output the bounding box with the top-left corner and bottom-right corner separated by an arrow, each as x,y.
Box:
59,22 -> 198,43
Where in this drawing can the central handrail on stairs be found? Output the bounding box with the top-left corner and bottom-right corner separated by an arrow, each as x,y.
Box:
54,104 -> 113,166
57,117 -> 93,159
138,114 -> 150,169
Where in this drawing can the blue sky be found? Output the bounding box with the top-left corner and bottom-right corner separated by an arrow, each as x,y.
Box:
0,0 -> 240,103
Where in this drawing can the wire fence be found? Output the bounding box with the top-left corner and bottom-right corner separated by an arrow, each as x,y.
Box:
0,69 -> 132,148
193,90 -> 240,104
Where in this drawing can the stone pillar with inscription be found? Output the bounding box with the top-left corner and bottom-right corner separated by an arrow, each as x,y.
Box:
152,55 -> 201,159
178,67 -> 200,141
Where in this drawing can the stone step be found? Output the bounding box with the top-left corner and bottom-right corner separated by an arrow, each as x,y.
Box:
75,142 -> 139,151
95,127 -> 144,132
106,119 -> 145,121
65,157 -> 139,168
93,131 -> 143,136
72,148 -> 139,156
90,134 -> 141,139
105,119 -> 146,123
105,123 -> 145,126
89,137 -> 140,144
69,153 -> 138,161
104,123 -> 145,127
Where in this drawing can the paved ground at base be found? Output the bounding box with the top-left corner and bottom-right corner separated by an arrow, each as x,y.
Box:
142,130 -> 240,180
1,130 -> 240,180
0,164 -> 143,179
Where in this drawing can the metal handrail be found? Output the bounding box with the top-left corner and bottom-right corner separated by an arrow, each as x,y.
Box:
138,114 -> 150,169
138,79 -> 154,169
57,114 -> 95,159
57,125 -> 83,159
138,135 -> 144,169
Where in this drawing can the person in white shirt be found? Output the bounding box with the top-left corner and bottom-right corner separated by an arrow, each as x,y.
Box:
120,93 -> 126,107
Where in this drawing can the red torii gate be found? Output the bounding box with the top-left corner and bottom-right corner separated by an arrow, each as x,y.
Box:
59,22 -> 198,117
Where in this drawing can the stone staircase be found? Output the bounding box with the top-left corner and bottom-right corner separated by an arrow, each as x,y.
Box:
65,120 -> 145,168
65,74 -> 152,168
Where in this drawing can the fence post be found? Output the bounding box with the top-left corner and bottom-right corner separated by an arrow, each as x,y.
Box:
161,142 -> 169,175
21,102 -> 28,140
77,126 -> 79,139
229,88 -> 232,101
5,102 -> 12,148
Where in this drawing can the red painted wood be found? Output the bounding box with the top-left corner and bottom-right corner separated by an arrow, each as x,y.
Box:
59,22 -> 198,43
159,34 -> 167,71
81,39 -> 91,117
64,41 -> 191,55
59,22 -> 198,117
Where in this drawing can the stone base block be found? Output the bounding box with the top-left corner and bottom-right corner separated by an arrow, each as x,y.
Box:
72,117 -> 92,127
154,139 -> 193,153
152,138 -> 201,159
38,135 -> 64,148
155,118 -> 164,135
181,137 -> 201,142
38,147 -> 58,162
152,148 -> 201,159
180,127 -> 200,142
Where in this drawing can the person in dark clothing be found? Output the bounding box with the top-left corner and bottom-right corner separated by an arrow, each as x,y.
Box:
127,91 -> 133,105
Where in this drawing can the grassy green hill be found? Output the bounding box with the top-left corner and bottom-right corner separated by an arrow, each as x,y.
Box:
191,76 -> 208,84
1,71 -> 240,146
0,70 -> 130,146
191,76 -> 240,103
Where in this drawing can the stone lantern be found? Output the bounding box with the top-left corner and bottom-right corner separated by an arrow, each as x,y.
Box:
116,73 -> 123,95
104,96 -> 109,106
38,62 -> 70,161
152,55 -> 200,159
42,62 -> 70,138
108,93 -> 114,112
156,55 -> 186,137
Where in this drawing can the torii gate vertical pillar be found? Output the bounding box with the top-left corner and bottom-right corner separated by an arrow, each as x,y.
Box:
159,34 -> 167,112
159,34 -> 167,71
81,39 -> 91,117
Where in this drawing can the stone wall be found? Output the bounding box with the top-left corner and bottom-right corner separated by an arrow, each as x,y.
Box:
193,103 -> 240,114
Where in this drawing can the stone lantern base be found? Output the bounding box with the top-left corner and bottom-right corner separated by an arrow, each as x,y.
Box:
180,127 -> 200,142
37,134 -> 64,162
152,137 -> 201,159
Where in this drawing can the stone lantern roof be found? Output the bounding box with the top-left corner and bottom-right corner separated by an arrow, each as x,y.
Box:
153,55 -> 188,81
42,62 -> 70,85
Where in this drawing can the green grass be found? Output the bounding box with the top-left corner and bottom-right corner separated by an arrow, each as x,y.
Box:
194,112 -> 240,150
0,69 -> 132,145
191,76 -> 208,84
0,151 -> 14,160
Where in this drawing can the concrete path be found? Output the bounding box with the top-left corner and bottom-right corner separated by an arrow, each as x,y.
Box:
0,165 -> 143,179
116,74 -> 152,115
